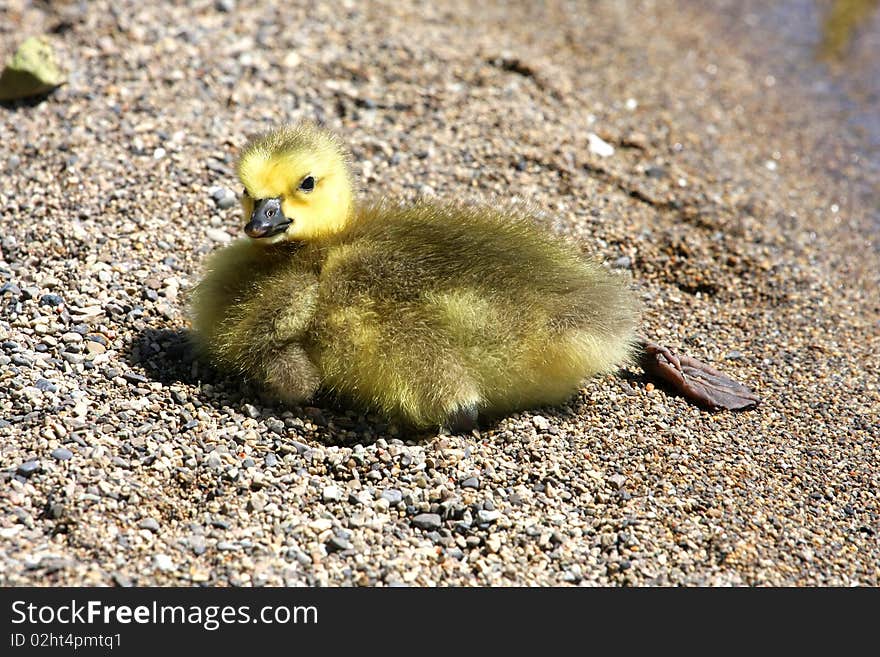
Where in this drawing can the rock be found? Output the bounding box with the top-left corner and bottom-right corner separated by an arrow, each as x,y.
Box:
460,477 -> 480,489
215,0 -> 236,12
35,379 -> 57,393
40,293 -> 64,307
209,186 -> 237,209
265,418 -> 285,435
206,227 -> 232,243
85,341 -> 106,356
607,474 -> 627,490
138,518 -> 160,532
69,305 -> 103,319
309,518 -> 333,533
412,513 -> 442,531
190,536 -> 207,555
381,488 -> 403,504
322,485 -> 342,502
326,535 -> 352,552
623,131 -> 648,149
122,372 -> 148,385
242,403 -> 260,419
0,282 -> 21,297
531,415 -> 550,432
613,256 -> 632,269
587,133 -> 615,158
0,37 -> 66,101
153,554 -> 175,572
51,448 -> 73,461
16,460 -> 40,477
477,509 -> 501,524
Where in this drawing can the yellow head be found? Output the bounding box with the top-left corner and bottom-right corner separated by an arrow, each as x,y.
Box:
236,123 -> 354,243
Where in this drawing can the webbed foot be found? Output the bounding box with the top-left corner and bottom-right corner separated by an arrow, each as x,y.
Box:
637,339 -> 760,411
443,404 -> 479,434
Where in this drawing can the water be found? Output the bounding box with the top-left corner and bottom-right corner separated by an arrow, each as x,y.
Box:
697,0 -> 880,230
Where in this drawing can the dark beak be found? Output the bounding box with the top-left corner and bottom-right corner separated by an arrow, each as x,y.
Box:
244,197 -> 292,238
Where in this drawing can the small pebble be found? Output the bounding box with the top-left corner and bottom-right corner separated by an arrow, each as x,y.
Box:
51,448 -> 73,461
381,489 -> 403,504
17,460 -> 41,477
122,372 -> 149,384
607,474 -> 627,490
477,509 -> 501,524
86,341 -> 106,356
587,133 -> 615,157
412,513 -> 442,531
138,518 -> 160,532
209,186 -> 237,209
153,554 -> 175,571
531,415 -> 551,432
322,485 -> 343,502
35,379 -> 58,393
326,536 -> 352,553
39,293 -> 64,307
206,227 -> 232,243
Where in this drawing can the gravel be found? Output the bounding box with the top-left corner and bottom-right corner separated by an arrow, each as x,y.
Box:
0,0 -> 877,588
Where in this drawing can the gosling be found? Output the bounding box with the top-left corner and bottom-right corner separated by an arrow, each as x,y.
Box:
189,124 -> 758,431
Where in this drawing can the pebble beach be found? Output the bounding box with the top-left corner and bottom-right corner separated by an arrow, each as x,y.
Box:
1,0 -> 877,586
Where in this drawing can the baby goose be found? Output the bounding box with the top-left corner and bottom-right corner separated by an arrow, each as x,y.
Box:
189,123 -> 758,431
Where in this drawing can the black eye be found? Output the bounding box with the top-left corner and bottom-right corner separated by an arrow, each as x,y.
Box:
298,175 -> 316,192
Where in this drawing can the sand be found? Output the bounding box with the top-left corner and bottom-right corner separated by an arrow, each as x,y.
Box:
0,0 -> 877,585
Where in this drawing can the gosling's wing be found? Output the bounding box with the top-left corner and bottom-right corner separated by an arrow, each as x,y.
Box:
345,199 -> 615,296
